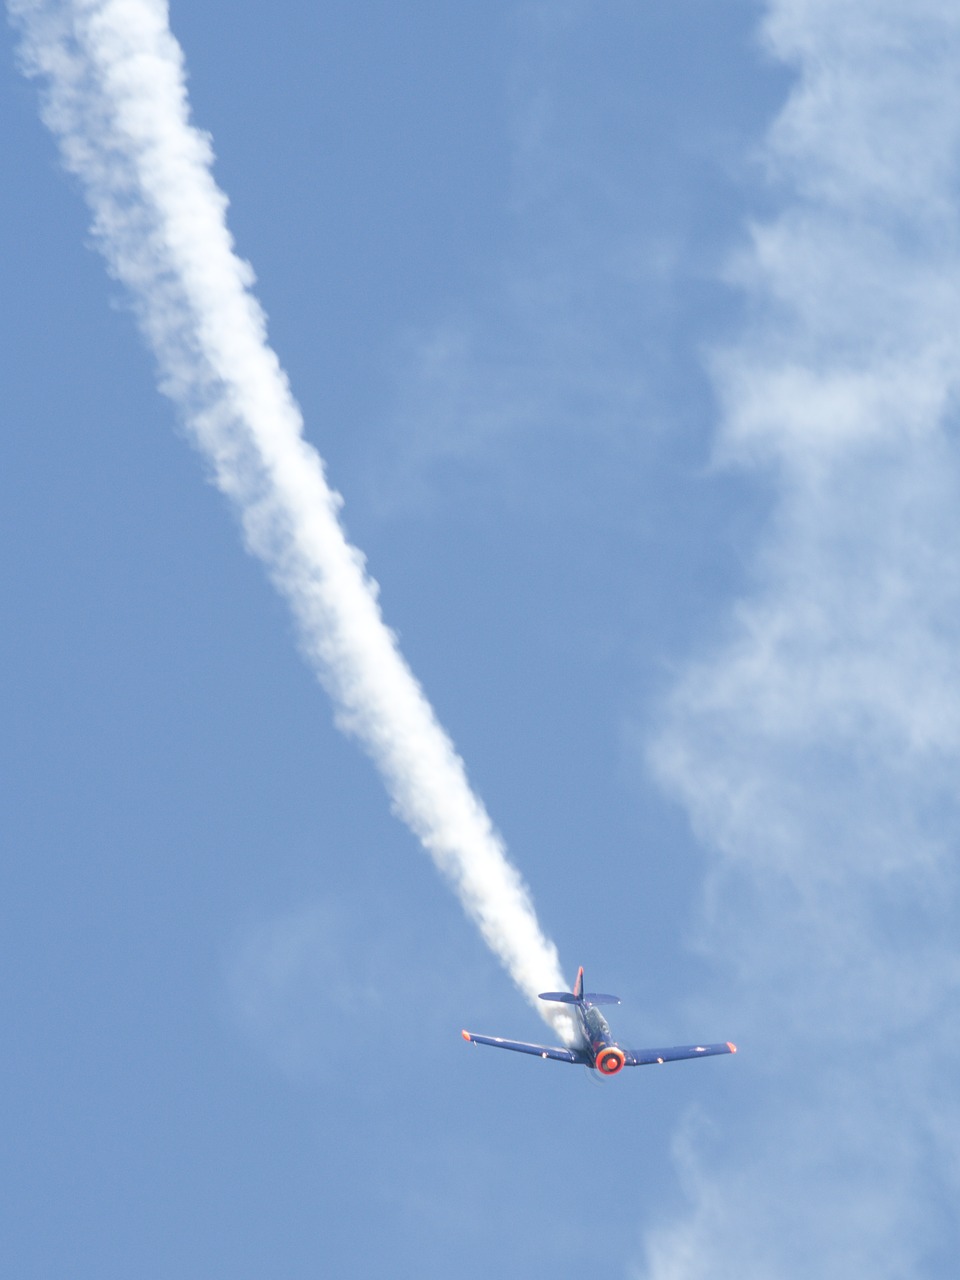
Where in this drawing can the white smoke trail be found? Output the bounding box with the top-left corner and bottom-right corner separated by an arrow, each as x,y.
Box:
9,0 -> 573,1036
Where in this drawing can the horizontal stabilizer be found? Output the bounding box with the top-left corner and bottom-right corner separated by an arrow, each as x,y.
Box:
583,993 -> 621,1006
538,991 -> 580,1004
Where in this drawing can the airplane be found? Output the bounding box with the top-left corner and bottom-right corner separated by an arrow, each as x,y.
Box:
462,967 -> 736,1076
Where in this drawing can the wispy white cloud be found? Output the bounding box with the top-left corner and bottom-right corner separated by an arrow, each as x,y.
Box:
9,0 -> 573,1035
642,1 -> 960,1274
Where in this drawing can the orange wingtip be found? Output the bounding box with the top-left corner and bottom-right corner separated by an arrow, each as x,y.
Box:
461,1030 -> 471,1041
727,1042 -> 737,1053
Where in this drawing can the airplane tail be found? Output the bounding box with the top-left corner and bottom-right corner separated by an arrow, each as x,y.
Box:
538,966 -> 587,1005
538,965 -> 622,1007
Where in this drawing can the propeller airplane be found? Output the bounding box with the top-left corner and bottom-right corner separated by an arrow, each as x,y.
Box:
462,967 -> 736,1077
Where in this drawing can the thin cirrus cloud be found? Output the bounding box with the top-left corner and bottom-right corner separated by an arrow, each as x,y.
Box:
8,0 -> 575,1038
642,2 -> 960,1276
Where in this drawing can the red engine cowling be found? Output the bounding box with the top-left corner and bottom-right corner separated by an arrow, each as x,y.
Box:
596,1046 -> 626,1075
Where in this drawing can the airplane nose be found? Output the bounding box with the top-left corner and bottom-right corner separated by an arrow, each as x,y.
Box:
596,1046 -> 625,1075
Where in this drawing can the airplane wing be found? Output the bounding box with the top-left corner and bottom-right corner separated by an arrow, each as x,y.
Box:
462,1030 -> 590,1065
624,1041 -> 736,1066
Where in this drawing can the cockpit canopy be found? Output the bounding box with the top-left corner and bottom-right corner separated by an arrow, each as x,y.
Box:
584,1005 -> 612,1041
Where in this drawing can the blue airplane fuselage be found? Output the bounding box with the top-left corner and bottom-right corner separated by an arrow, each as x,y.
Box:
578,1003 -> 626,1074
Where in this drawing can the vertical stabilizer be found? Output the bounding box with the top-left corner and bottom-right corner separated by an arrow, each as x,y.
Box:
572,966 -> 584,1002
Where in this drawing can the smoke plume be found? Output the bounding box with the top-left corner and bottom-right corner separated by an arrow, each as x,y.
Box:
9,0 -> 572,1035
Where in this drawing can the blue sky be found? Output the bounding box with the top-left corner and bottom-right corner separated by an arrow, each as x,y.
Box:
4,1 -> 960,1277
